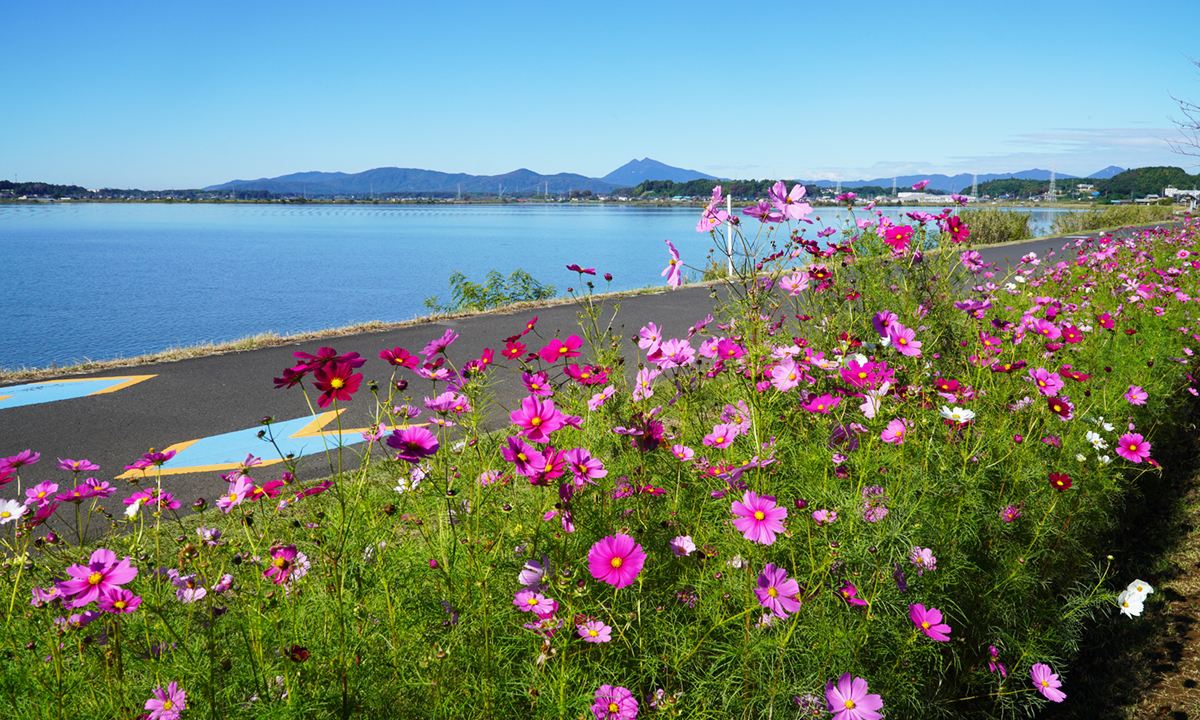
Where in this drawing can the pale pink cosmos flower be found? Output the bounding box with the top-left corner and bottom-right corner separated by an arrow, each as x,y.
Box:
881,418 -> 909,445
633,367 -> 661,401
703,423 -> 738,449
770,357 -> 802,392
577,620 -> 612,643
1030,663 -> 1066,703
638,322 -> 663,353
656,338 -> 695,368
731,491 -> 787,545
780,272 -> 809,296
587,385 -> 617,410
216,474 -> 255,514
662,239 -> 683,289
670,535 -> 696,557
1125,385 -> 1148,405
1116,433 -> 1151,463
513,589 -> 555,615
670,444 -> 695,461
769,181 -> 813,222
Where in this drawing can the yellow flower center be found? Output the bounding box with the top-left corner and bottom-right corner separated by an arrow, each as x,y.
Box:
37,492 -> 46,498
858,372 -> 867,379
609,702 -> 620,713
899,338 -> 908,345
767,587 -> 778,598
754,511 -> 765,520
88,572 -> 103,585
1129,443 -> 1138,450
588,629 -> 598,637
668,259 -> 677,266
1041,680 -> 1049,688
610,557 -> 623,568
517,453 -> 528,462
715,436 -> 724,444
817,404 -> 825,410
845,700 -> 856,709
0,512 -> 9,519
114,600 -> 126,609
527,597 -> 538,606
558,347 -> 568,354
274,557 -> 288,568
531,383 -> 540,389
530,417 -> 542,426
163,701 -> 173,710
330,377 -> 345,389
922,621 -> 930,629
788,373 -> 796,381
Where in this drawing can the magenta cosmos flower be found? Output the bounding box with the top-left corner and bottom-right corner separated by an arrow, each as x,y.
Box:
825,673 -> 883,720
510,396 -> 568,443
587,534 -> 646,589
732,491 -> 787,545
312,362 -> 363,408
263,545 -> 301,585
98,587 -> 142,614
57,548 -> 138,608
662,239 -> 683,289
909,603 -> 952,641
1124,385 -> 1148,405
887,323 -> 922,357
564,448 -> 607,484
513,589 -> 555,615
144,681 -> 186,720
386,426 -> 440,464
1116,433 -> 1151,463
1030,663 -> 1066,702
881,418 -> 909,445
538,334 -> 583,364
592,685 -> 638,720
755,563 -> 802,618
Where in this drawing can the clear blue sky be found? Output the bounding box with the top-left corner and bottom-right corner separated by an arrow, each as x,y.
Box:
4,0 -> 1199,189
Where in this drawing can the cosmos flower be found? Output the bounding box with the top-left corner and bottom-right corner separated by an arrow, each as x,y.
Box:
387,426 -> 441,464
755,563 -> 801,618
144,681 -> 187,720
662,239 -> 683,289
1030,663 -> 1066,703
909,603 -> 952,641
587,534 -> 646,589
732,491 -> 787,545
1115,433 -> 1151,463
577,620 -> 612,643
825,673 -> 883,720
592,685 -> 639,720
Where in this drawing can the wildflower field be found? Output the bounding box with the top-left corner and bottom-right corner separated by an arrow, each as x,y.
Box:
2,184 -> 1199,719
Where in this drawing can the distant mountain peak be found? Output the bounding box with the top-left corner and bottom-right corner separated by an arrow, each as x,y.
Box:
1088,165 -> 1126,179
602,158 -> 717,186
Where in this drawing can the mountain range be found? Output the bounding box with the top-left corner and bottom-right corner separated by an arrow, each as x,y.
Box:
203,160 -> 1126,196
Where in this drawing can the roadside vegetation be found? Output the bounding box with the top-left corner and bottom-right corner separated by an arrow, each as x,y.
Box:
2,186 -> 1198,718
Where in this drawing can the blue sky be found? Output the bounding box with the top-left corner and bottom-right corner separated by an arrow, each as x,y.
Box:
4,0 -> 1199,188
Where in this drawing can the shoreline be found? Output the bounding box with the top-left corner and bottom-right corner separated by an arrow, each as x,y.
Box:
2,220 -> 1183,384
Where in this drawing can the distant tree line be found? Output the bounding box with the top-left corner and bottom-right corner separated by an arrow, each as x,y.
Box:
974,167 -> 1200,200
613,178 -> 945,200
0,180 -> 91,198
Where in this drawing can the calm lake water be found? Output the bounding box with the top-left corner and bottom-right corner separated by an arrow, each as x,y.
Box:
0,202 -> 1073,370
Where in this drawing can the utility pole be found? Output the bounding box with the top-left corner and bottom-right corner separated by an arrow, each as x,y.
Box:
971,168 -> 977,200
1048,164 -> 1056,203
892,177 -> 897,198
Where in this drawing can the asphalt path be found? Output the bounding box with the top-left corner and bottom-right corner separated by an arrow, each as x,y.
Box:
0,225 -> 1167,523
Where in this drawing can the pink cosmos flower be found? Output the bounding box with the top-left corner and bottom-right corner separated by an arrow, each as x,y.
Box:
420,329 -> 459,358
812,509 -> 837,526
671,444 -> 695,461
755,563 -> 802,618
538,334 -> 584,364
633,367 -> 661,401
57,548 -> 138,608
1125,385 -> 1148,405
144,681 -> 186,720
264,545 -> 301,585
387,426 -> 441,464
670,535 -> 696,557
173,573 -> 207,603
999,505 -> 1022,522
1116,433 -> 1151,463
703,423 -> 738,449
98,587 -> 141,614
731,491 -> 787,545
56,457 -> 98,473
0,449 -> 40,473
25,481 -> 58,508
577,620 -> 612,643
1032,318 -> 1061,341
587,385 -> 617,410
802,393 -> 840,414
912,179 -> 930,190
825,673 -> 883,720
522,371 -> 553,397
564,448 -> 607,484
909,603 -> 951,641
837,581 -> 868,607
379,347 -> 419,368
882,418 -> 909,445
662,239 -> 683,289
1028,368 -> 1065,397
769,181 -> 813,222
1030,663 -> 1066,703
639,322 -> 663,352
743,199 -> 783,224
510,396 -> 567,443
656,338 -> 695,368
312,362 -> 362,408
887,323 -> 922,356
770,357 -> 802,392
592,685 -> 639,720
780,272 -> 809,296
587,534 -> 647,589
502,437 -> 545,477
883,225 -> 914,251
716,337 -> 745,360
513,589 -> 555,614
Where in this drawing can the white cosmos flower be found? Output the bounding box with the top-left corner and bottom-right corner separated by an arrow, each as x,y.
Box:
1086,431 -> 1108,450
1126,579 -> 1154,599
1117,589 -> 1144,618
124,497 -> 146,519
1076,454 -> 1087,462
0,498 -> 28,525
1092,416 -> 1115,432
939,406 -> 976,423
1099,455 -> 1112,465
